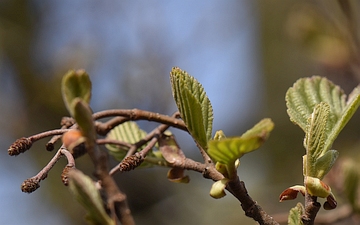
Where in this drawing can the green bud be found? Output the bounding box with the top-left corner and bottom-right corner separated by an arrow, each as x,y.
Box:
210,178 -> 229,199
305,176 -> 331,198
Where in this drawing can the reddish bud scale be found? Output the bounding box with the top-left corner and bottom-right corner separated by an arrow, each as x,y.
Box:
324,194 -> 337,210
8,137 -> 32,156
279,185 -> 306,202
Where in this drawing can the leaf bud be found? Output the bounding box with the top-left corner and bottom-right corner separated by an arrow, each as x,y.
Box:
21,178 -> 40,193
210,178 -> 229,199
62,129 -> 83,149
119,152 -> 144,172
8,137 -> 32,156
323,193 -> 337,210
305,176 -> 331,198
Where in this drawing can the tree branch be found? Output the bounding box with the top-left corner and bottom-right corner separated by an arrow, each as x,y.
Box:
21,146 -> 74,193
226,177 -> 279,225
93,109 -> 187,134
302,193 -> 321,225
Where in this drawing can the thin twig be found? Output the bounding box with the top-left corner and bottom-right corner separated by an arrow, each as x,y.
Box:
60,147 -> 76,167
96,139 -> 133,150
21,148 -> 65,193
107,117 -> 174,175
30,129 -> 72,142
109,134 -> 159,175
95,117 -> 128,136
92,109 -> 188,132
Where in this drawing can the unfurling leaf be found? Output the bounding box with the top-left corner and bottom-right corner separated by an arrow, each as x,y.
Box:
288,203 -> 304,225
286,76 -> 360,152
304,102 -> 329,161
313,150 -> 338,180
207,118 -> 274,165
286,76 -> 345,132
105,121 -> 148,162
62,69 -> 92,117
213,130 -> 226,140
68,169 -> 114,225
304,102 -> 339,179
73,98 -> 96,141
210,178 -> 230,199
170,67 -> 213,149
305,176 -> 331,198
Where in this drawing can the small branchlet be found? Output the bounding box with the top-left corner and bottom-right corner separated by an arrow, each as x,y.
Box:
9,129 -> 70,155
20,148 -> 75,193
8,137 -> 32,156
60,148 -> 76,186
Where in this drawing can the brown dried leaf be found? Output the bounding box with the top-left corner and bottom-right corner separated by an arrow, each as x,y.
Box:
167,167 -> 190,183
159,134 -> 185,165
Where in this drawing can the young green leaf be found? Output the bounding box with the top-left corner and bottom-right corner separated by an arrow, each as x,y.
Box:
68,169 -> 114,225
62,69 -> 92,116
325,85 -> 360,151
170,67 -> 213,149
106,121 -> 147,161
286,76 -> 360,152
207,118 -> 274,165
286,76 -> 345,132
304,102 -> 328,160
313,149 -> 338,180
288,203 -> 304,225
72,98 -> 96,141
304,102 -> 336,178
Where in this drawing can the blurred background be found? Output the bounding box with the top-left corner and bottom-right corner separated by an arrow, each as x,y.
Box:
1,0 -> 360,224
